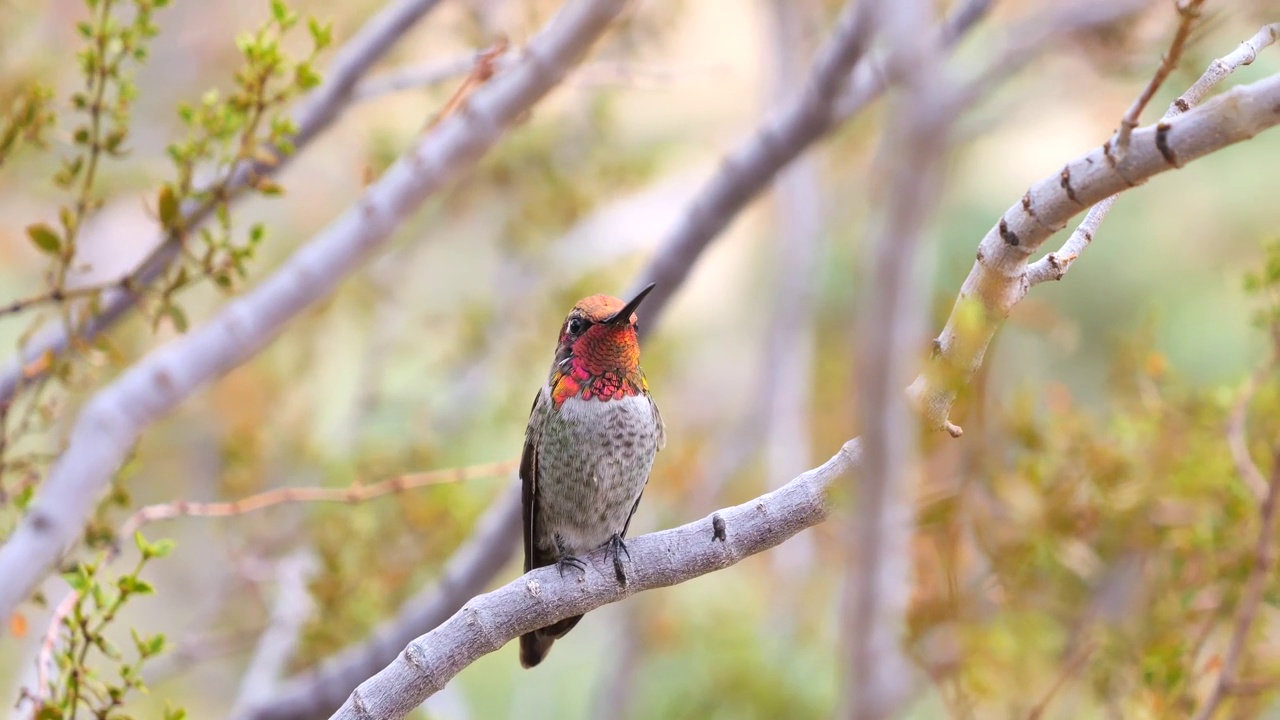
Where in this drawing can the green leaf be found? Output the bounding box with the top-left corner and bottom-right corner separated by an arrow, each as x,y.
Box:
254,177 -> 283,196
26,223 -> 62,255
150,538 -> 175,559
294,63 -> 321,91
63,568 -> 90,594
158,184 -> 180,228
307,18 -> 332,51
135,530 -> 154,556
117,576 -> 155,595
163,303 -> 188,333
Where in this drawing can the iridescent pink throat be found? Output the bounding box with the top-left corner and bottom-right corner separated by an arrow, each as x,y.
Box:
549,358 -> 646,408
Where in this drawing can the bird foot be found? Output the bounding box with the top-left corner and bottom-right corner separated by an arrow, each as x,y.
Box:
556,554 -> 587,578
606,534 -> 630,585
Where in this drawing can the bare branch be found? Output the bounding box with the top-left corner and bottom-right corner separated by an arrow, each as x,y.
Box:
117,460 -> 516,540
355,51 -> 724,100
0,0 -> 450,409
1177,23 -> 1280,112
1025,17 -> 1277,290
908,69 -> 1280,436
1227,366 -> 1270,500
1112,0 -> 1205,161
0,0 -> 635,633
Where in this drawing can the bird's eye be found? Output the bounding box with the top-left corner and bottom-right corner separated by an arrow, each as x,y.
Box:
568,318 -> 584,335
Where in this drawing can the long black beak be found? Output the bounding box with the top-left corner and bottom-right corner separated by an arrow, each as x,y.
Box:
605,282 -> 656,326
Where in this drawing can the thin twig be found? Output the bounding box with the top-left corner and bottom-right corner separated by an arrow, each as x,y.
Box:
27,591 -> 78,712
418,38 -> 509,132
1227,366 -> 1270,500
116,460 -> 516,541
1192,449 -> 1280,720
1112,0 -> 1205,162
354,51 -> 723,101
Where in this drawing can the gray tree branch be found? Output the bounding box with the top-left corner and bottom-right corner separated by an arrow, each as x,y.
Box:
0,0 -> 634,633
1025,20 -> 1280,289
329,439 -> 863,719
0,0 -> 448,408
626,0 -> 882,313
907,69 -> 1280,437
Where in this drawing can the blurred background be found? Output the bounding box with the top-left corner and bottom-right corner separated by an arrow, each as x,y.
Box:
2,0 -> 1280,717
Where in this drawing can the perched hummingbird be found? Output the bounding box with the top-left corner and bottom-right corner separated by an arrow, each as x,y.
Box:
518,283 -> 665,668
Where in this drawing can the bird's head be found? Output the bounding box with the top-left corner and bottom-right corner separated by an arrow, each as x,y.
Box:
548,283 -> 655,405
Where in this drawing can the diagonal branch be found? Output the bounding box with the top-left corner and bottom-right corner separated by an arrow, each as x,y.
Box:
329,439 -> 862,719
1025,18 -> 1277,290
330,67 -> 1280,720
626,0 -> 882,315
1112,0 -> 1204,162
909,67 -> 1280,437
0,0 -> 636,634
0,0 -> 449,409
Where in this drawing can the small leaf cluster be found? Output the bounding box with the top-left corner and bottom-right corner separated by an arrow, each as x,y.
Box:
0,84 -> 56,167
155,1 -> 332,310
27,0 -> 171,270
35,532 -> 179,720
1,0 -> 332,514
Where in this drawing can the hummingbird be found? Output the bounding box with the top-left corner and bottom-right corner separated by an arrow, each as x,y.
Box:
518,283 -> 665,668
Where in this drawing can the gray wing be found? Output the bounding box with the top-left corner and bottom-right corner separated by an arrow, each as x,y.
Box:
521,388 -> 551,573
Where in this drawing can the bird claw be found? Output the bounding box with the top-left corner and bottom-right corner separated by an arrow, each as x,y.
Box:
606,534 -> 630,585
556,554 -> 587,578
